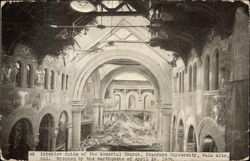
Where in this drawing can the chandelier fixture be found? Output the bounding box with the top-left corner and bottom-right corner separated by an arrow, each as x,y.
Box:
70,1 -> 96,13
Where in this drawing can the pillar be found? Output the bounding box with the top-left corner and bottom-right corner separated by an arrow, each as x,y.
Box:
99,101 -> 104,128
51,127 -> 58,150
160,103 -> 172,151
67,122 -> 73,150
155,100 -> 161,140
32,133 -> 40,150
122,89 -> 126,109
71,100 -> 84,150
171,126 -> 176,151
92,99 -> 103,132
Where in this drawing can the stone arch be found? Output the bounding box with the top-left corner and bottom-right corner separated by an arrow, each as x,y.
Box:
91,71 -> 101,99
171,114 -> 177,151
211,48 -> 220,90
1,107 -> 37,154
198,117 -> 225,152
113,93 -> 122,110
56,111 -> 69,150
176,110 -> 185,130
176,110 -> 185,152
185,116 -> 198,152
7,118 -> 34,160
37,105 -> 59,130
36,113 -> 55,151
73,49 -> 172,104
126,91 -> 139,110
58,106 -> 72,125
100,66 -> 159,101
142,92 -> 155,110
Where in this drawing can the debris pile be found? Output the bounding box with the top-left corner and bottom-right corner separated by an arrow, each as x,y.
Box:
81,114 -> 161,151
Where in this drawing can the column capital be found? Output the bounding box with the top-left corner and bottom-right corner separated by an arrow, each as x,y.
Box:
72,100 -> 84,112
72,100 -> 84,106
160,102 -> 172,108
160,103 -> 173,115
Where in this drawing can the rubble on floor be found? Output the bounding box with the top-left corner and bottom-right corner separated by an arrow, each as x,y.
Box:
81,114 -> 161,151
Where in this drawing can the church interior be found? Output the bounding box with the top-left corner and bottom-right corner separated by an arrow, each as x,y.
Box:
0,0 -> 249,160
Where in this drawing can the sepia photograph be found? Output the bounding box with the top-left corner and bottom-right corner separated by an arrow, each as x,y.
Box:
0,0 -> 249,160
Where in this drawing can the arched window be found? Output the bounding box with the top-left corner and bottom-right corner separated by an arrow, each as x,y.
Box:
26,64 -> 32,88
182,71 -> 185,92
214,50 -> 219,90
36,114 -> 54,151
44,69 -> 48,89
9,119 -> 33,160
189,66 -> 192,92
56,112 -> 68,150
177,120 -> 184,152
16,62 -> 22,87
128,95 -> 136,109
204,55 -> 210,91
15,61 -> 22,87
187,126 -> 197,152
66,75 -> 69,90
61,74 -> 65,90
193,63 -> 197,91
202,135 -> 218,152
50,70 -> 55,90
115,94 -> 121,109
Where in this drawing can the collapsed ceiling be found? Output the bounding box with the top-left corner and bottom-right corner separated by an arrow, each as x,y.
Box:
1,0 -> 248,63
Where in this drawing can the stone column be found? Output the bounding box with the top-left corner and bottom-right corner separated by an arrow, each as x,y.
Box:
92,99 -> 103,132
160,103 -> 172,152
122,89 -> 126,109
51,127 -> 58,150
67,122 -> 73,150
32,133 -> 40,150
71,100 -> 84,150
99,101 -> 104,129
155,100 -> 161,140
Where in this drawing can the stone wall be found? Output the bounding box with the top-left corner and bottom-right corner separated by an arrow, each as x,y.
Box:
171,6 -> 249,158
0,43 -> 75,156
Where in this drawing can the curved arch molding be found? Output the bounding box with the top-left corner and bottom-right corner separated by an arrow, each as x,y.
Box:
73,49 -> 172,104
198,117 -> 225,152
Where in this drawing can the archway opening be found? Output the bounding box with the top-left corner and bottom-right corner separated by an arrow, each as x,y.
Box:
202,135 -> 218,152
102,64 -> 157,111
8,118 -> 33,160
79,59 -> 160,151
171,116 -> 176,151
15,61 -> 22,87
114,94 -> 121,109
36,114 -> 54,151
186,126 -> 197,152
56,112 -> 68,151
176,120 -> 184,152
128,95 -> 136,109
